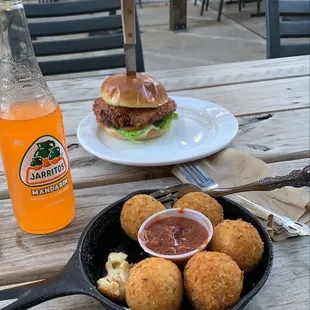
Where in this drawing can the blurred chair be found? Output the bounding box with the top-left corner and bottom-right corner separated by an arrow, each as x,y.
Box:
38,0 -> 142,8
197,0 -> 244,22
24,0 -> 145,75
38,0 -> 59,3
266,0 -> 310,58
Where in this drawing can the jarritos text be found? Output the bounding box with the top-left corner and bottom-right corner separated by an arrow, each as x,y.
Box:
20,135 -> 69,195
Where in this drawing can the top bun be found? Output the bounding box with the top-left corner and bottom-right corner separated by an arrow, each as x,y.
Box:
101,73 -> 169,108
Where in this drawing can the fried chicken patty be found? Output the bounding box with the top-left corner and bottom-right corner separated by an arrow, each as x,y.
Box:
93,97 -> 177,129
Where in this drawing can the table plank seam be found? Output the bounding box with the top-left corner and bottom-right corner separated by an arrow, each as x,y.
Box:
54,74 -> 310,105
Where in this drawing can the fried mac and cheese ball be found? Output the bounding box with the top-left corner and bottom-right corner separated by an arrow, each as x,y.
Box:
184,251 -> 243,310
126,258 -> 183,310
209,219 -> 264,272
121,194 -> 165,240
174,192 -> 224,227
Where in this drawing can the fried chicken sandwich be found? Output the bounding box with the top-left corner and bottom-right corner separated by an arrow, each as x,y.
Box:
93,73 -> 178,142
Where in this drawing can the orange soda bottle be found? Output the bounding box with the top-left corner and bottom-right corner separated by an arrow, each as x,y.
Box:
0,0 -> 75,234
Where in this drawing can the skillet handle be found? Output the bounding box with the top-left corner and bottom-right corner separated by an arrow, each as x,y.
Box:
0,252 -> 95,310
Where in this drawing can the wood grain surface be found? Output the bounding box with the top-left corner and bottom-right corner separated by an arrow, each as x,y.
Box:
0,159 -> 307,287
0,178 -> 178,287
0,56 -> 309,310
0,71 -> 308,197
47,56 -> 310,103
51,77 -> 310,136
1,236 -> 309,310
0,175 -> 308,309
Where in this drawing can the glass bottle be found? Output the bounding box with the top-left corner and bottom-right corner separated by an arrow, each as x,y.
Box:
0,0 -> 75,234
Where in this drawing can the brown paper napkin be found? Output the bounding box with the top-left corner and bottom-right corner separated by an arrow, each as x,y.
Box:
172,148 -> 310,241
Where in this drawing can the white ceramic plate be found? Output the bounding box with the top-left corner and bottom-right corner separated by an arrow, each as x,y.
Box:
77,96 -> 238,166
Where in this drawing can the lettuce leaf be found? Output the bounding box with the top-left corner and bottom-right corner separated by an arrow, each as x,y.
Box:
112,113 -> 178,142
155,112 -> 179,130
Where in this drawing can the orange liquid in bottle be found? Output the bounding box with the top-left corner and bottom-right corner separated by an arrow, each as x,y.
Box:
0,100 -> 75,234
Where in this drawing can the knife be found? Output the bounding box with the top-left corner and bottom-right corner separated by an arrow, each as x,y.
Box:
121,0 -> 137,75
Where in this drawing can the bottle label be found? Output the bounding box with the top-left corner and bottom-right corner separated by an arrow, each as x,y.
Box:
19,135 -> 69,188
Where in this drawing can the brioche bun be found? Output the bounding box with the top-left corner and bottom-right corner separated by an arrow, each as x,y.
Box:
100,73 -> 168,108
102,125 -> 169,141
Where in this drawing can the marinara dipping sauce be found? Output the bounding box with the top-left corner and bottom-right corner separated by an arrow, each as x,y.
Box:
140,217 -> 208,255
138,208 -> 213,264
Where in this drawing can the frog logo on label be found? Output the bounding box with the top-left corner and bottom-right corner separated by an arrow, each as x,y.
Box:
20,135 -> 69,187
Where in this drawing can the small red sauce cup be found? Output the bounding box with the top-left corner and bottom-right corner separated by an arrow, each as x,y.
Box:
138,208 -> 213,265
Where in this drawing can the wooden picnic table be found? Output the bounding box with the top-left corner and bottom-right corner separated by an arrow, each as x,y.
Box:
0,55 -> 309,309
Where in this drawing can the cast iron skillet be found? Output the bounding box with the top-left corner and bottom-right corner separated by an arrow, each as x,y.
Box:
0,189 -> 273,310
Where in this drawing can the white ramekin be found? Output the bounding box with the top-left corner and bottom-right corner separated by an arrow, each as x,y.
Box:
138,208 -> 213,264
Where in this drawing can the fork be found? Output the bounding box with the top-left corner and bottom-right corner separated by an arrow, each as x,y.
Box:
179,163 -> 310,196
150,164 -> 310,205
150,163 -> 310,236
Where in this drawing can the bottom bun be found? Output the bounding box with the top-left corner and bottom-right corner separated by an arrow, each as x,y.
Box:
102,125 -> 169,141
